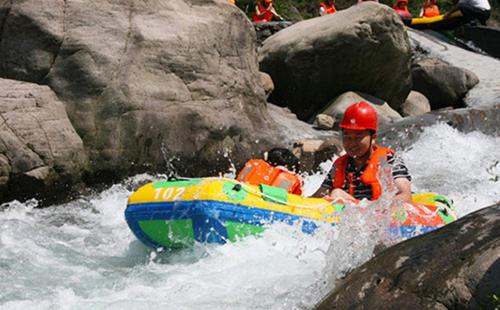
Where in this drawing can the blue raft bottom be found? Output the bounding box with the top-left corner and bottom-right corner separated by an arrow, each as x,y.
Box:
125,200 -> 440,249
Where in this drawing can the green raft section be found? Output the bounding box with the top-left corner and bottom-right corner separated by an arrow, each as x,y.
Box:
138,219 -> 266,248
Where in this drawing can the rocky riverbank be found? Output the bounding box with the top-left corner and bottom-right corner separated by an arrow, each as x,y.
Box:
0,0 -> 497,203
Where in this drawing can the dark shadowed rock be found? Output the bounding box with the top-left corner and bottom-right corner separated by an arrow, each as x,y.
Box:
412,58 -> 479,110
259,3 -> 412,120
0,78 -> 87,202
253,21 -> 293,46
455,25 -> 500,59
316,203 -> 500,309
0,0 -> 282,180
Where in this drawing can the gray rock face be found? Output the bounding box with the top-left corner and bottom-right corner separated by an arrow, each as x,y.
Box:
259,71 -> 274,97
259,3 -> 412,120
321,91 -> 402,129
0,0 -> 281,178
316,203 -> 500,309
253,21 -> 294,46
313,114 -> 335,130
412,58 -> 479,110
0,78 -> 86,201
293,137 -> 342,172
401,90 -> 431,117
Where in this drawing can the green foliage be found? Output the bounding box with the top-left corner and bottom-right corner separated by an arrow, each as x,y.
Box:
236,0 -> 500,24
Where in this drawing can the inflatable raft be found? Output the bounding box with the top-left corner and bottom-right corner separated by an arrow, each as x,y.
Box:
410,11 -> 464,30
125,178 -> 457,250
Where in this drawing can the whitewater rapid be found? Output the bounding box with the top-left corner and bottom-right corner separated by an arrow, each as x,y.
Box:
1,123 -> 499,310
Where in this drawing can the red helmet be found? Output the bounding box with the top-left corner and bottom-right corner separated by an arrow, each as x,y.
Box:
340,101 -> 378,131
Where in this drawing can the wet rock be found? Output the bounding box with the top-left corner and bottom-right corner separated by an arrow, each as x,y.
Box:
313,114 -> 335,130
316,203 -> 500,309
293,137 -> 342,172
411,58 -> 479,110
259,3 -> 412,120
455,25 -> 500,59
378,104 -> 500,150
321,91 -> 402,129
259,71 -> 274,97
253,21 -> 294,46
0,0 -> 282,179
267,103 -> 331,144
0,78 -> 87,202
401,91 -> 431,117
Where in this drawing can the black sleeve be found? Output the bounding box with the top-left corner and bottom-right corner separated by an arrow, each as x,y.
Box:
387,153 -> 412,181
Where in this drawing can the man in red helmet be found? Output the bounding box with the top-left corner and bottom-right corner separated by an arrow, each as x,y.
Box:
314,101 -> 412,203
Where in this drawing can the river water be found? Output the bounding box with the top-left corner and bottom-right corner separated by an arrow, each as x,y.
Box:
2,29 -> 500,309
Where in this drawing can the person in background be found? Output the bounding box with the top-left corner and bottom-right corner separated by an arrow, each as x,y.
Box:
419,0 -> 441,17
236,148 -> 304,195
319,0 -> 337,15
393,0 -> 413,23
253,0 -> 284,22
228,0 -> 236,4
314,101 -> 412,203
444,0 -> 490,25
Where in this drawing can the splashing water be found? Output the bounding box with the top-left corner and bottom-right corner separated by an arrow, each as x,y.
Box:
1,123 -> 499,309
403,123 -> 500,215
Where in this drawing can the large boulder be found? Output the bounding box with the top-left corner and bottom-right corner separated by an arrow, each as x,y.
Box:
0,0 -> 282,179
316,203 -> 500,309
400,90 -> 431,117
321,91 -> 402,129
412,58 -> 479,110
0,78 -> 86,201
259,2 -> 412,120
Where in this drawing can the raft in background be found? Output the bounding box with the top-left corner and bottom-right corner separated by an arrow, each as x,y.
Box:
125,178 -> 457,250
410,11 -> 464,30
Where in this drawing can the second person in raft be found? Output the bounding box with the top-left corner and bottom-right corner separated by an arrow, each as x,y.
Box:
236,148 -> 304,195
314,101 -> 412,203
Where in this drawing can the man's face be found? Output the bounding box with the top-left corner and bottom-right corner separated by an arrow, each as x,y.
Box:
342,129 -> 373,158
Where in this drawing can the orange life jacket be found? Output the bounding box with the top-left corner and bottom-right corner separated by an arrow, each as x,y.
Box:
320,2 -> 337,14
236,159 -> 303,195
253,2 -> 274,22
333,146 -> 396,200
423,5 -> 440,17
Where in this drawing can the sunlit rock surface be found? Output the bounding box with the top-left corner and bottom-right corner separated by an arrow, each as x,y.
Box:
0,0 -> 282,179
0,78 -> 86,201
